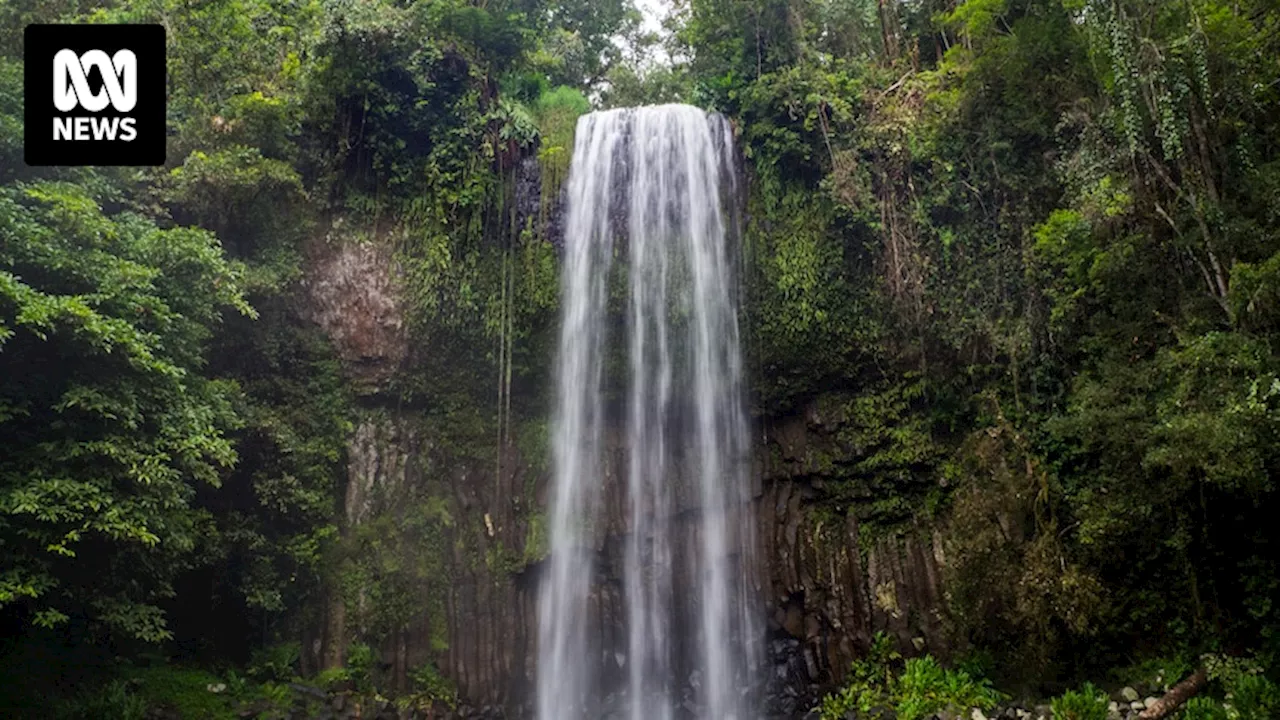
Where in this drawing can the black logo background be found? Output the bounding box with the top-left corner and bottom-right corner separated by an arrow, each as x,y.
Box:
24,24 -> 166,166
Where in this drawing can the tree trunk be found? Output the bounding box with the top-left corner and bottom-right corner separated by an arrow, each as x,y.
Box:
877,0 -> 898,61
322,589 -> 346,670
1137,667 -> 1208,720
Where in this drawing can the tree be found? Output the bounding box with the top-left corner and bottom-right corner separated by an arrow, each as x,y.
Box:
0,179 -> 251,642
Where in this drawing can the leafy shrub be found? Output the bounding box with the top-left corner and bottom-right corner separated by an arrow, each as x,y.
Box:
819,632 -> 900,719
896,656 -> 1002,720
247,642 -> 301,683
401,661 -> 458,711
1049,682 -> 1108,720
53,678 -> 147,720
1204,653 -> 1280,720
254,681 -> 294,715
531,84 -> 591,184
1225,673 -> 1280,720
128,666 -> 238,720
347,642 -> 376,692
955,649 -> 999,682
818,633 -> 1002,720
1180,697 -> 1228,720
314,666 -> 351,689
309,641 -> 379,693
1114,655 -> 1196,694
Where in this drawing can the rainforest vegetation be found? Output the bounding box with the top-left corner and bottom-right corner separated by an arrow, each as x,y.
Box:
2,0 -> 1280,717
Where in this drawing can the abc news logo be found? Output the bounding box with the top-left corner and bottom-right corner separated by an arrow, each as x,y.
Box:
53,49 -> 139,142
25,24 -> 165,166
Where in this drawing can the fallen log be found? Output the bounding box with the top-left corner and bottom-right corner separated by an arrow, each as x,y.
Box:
1136,667 -> 1208,720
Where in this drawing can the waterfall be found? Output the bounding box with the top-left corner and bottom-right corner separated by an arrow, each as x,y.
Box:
537,104 -> 758,720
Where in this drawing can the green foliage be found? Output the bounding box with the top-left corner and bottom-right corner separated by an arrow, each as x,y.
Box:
165,146 -> 306,259
0,57 -> 22,172
0,0 -> 620,678
819,633 -> 1002,720
1224,673 -> 1280,720
533,84 -> 591,189
346,642 -> 375,693
600,62 -> 690,109
0,179 -> 250,641
125,665 -> 239,720
1180,697 -> 1229,720
51,678 -> 148,720
3,650 -> 316,720
1044,330 -> 1280,657
745,174 -> 877,410
333,482 -> 454,657
1049,682 -> 1108,720
1204,654 -> 1280,720
819,632 -> 902,719
683,0 -> 1280,686
534,85 -> 591,131
247,642 -> 301,683
895,656 -> 1003,720
402,661 -> 458,711
314,666 -> 352,690
211,307 -> 348,622
1114,655 -> 1197,696
6,0 -> 1280,708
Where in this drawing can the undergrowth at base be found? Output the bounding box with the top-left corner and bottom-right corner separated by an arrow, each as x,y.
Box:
818,632 -> 1003,720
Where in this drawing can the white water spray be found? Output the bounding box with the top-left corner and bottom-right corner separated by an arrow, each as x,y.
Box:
537,104 -> 757,720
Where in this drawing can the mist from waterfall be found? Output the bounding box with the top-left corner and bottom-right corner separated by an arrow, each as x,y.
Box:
536,104 -> 757,720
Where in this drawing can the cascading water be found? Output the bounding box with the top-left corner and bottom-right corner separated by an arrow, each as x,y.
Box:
537,104 -> 758,720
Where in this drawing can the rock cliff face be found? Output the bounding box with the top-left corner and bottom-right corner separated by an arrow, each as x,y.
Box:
753,406 -> 952,687
308,410 -> 953,714
300,199 -> 952,716
301,229 -> 407,391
